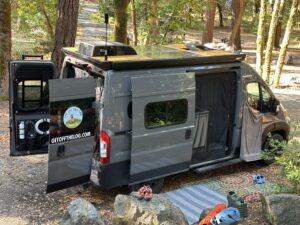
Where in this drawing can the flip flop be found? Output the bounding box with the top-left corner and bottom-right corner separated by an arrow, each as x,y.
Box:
199,204 -> 227,225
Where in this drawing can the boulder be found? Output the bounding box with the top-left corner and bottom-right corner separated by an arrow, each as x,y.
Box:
112,193 -> 188,225
262,194 -> 300,225
60,198 -> 104,225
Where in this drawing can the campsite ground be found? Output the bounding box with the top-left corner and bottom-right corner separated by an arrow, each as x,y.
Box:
1,2 -> 300,225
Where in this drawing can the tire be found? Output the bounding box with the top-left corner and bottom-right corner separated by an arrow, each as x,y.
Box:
261,133 -> 284,165
129,178 -> 164,194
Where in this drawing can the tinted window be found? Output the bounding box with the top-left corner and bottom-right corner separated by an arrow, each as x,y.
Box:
145,99 -> 188,129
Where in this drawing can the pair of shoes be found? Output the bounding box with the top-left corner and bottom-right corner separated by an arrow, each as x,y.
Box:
135,185 -> 153,201
252,174 -> 265,184
211,207 -> 240,225
199,204 -> 227,225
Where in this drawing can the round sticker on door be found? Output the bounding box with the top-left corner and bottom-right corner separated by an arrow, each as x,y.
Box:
63,106 -> 83,129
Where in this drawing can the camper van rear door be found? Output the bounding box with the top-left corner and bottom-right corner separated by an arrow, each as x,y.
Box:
130,72 -> 195,184
9,61 -> 55,156
47,78 -> 96,193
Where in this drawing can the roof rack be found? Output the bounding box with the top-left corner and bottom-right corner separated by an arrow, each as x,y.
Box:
63,44 -> 246,71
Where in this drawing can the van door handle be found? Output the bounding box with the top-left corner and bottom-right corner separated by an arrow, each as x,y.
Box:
185,128 -> 192,140
57,145 -> 65,157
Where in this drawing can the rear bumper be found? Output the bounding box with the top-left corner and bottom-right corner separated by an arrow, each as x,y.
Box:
90,159 -> 130,189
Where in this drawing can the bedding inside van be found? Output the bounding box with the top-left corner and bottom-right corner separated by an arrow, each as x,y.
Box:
192,72 -> 237,163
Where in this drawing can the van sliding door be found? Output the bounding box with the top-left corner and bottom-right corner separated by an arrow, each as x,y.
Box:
47,78 -> 96,193
130,72 -> 195,184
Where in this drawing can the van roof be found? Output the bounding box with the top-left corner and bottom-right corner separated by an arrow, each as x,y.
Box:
63,43 -> 245,71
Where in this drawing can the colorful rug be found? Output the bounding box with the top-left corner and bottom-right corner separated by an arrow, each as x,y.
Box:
162,175 -> 283,225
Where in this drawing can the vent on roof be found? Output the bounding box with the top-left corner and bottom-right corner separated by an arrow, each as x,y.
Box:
78,42 -> 137,57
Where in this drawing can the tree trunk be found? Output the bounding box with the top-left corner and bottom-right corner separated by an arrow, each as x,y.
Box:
253,0 -> 261,18
38,0 -> 55,42
202,0 -> 217,44
0,0 -> 11,97
131,0 -> 138,45
262,0 -> 285,83
217,2 -> 224,28
229,0 -> 246,50
256,0 -> 267,76
51,0 -> 79,77
113,0 -> 131,44
146,0 -> 160,45
274,22 -> 282,48
274,0 -> 299,87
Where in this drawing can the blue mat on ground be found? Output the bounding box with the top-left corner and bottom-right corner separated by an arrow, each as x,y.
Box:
162,184 -> 228,225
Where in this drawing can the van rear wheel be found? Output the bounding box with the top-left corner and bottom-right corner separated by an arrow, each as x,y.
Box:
261,133 -> 284,165
129,178 -> 164,194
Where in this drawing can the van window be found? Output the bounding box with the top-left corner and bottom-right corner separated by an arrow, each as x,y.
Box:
17,80 -> 48,110
246,82 -> 260,111
145,99 -> 188,129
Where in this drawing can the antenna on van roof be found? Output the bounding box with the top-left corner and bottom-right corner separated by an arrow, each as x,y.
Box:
104,13 -> 109,61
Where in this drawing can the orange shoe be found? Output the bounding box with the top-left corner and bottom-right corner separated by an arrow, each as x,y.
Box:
199,204 -> 227,225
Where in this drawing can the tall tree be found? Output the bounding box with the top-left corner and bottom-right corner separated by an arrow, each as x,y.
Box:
146,0 -> 160,45
51,0 -> 79,77
229,0 -> 247,50
38,0 -> 55,42
217,2 -> 224,28
256,0 -> 268,76
274,0 -> 299,87
253,0 -> 260,18
0,0 -> 11,96
113,0 -> 131,44
131,0 -> 138,45
273,0 -> 286,49
262,0 -> 285,83
202,0 -> 217,44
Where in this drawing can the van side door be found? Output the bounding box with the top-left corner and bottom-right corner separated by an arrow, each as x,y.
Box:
47,78 -> 96,193
130,72 -> 195,184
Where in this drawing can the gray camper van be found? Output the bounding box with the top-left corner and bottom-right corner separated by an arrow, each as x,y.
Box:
9,42 -> 290,193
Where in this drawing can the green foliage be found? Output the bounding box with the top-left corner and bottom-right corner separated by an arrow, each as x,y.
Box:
276,138 -> 300,193
261,133 -> 286,161
11,0 -> 58,58
262,122 -> 300,193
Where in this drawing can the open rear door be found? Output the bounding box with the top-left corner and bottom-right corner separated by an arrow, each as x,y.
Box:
9,60 -> 54,156
47,78 -> 96,193
130,72 -> 195,184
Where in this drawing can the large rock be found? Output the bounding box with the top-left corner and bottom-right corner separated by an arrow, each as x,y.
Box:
262,194 -> 300,225
60,198 -> 105,225
112,193 -> 188,225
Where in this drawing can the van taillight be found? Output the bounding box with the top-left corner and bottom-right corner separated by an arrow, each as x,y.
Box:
100,131 -> 110,164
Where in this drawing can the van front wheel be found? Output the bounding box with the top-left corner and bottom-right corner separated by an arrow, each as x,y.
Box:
129,178 -> 164,194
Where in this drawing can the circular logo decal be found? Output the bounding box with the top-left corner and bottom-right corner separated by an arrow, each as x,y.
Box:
63,106 -> 83,129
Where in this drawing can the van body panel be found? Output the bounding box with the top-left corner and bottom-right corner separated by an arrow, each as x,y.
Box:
129,72 -> 195,184
47,78 -> 96,193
